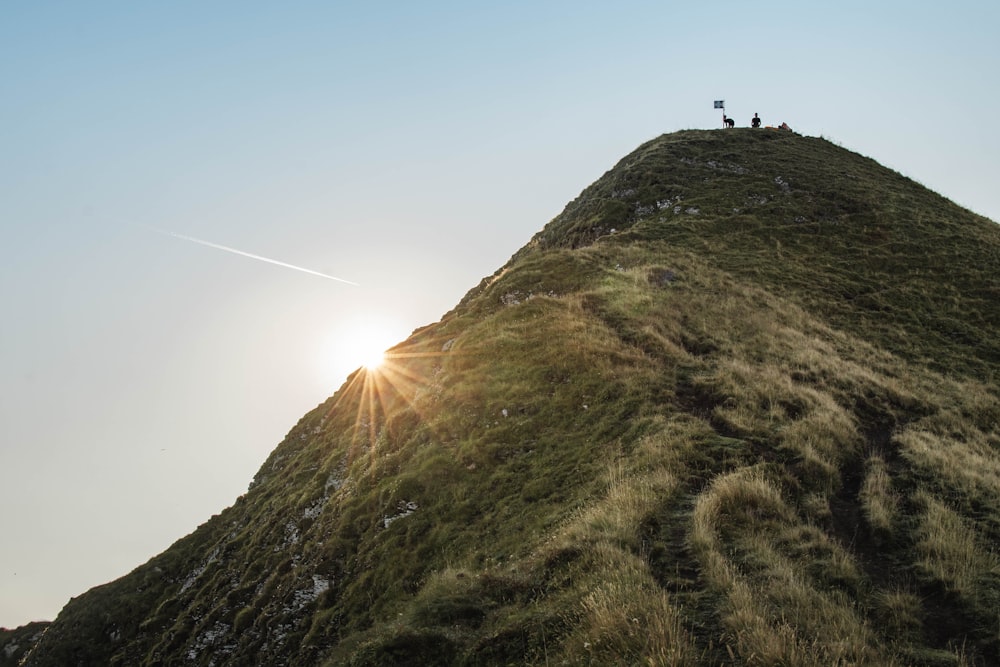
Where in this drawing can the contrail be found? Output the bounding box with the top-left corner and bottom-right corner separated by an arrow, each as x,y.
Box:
158,229 -> 359,286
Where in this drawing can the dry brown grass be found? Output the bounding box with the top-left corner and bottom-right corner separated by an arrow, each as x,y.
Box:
900,428 -> 1000,510
914,491 -> 1000,596
690,468 -> 892,665
572,546 -> 698,666
542,453 -> 700,665
861,454 -> 899,536
555,462 -> 677,550
873,587 -> 924,643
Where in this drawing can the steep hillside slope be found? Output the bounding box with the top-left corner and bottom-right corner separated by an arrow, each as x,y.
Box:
20,130 -> 1000,666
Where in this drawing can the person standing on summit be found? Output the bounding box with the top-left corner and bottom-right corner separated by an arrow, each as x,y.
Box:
751,113 -> 761,128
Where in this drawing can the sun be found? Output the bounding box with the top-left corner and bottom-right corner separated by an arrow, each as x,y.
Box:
359,343 -> 388,371
343,322 -> 398,372
324,316 -> 404,384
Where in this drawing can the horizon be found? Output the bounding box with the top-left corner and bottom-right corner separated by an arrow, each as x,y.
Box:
3,1 -> 999,628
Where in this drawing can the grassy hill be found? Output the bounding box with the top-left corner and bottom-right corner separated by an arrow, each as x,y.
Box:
15,130 -> 1000,666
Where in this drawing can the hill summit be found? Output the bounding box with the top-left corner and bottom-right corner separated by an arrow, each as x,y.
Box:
7,130 -> 1000,666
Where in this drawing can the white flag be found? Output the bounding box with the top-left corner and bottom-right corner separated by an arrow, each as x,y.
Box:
714,100 -> 724,109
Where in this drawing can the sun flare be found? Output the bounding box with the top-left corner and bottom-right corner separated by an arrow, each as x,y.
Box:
325,316 -> 405,385
359,345 -> 388,371
343,325 -> 396,372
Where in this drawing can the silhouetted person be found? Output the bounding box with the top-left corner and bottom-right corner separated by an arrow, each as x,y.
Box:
751,113 -> 761,128
723,114 -> 735,129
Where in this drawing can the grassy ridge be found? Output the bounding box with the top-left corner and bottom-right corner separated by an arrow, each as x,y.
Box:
20,131 -> 1000,666
515,129 -> 1000,380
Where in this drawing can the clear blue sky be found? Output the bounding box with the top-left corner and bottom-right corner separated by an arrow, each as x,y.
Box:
2,1 -> 998,628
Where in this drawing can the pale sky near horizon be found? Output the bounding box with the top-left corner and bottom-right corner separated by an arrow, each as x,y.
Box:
2,1 -> 998,628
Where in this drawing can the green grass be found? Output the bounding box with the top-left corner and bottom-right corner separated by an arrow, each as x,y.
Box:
18,130 -> 1000,666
